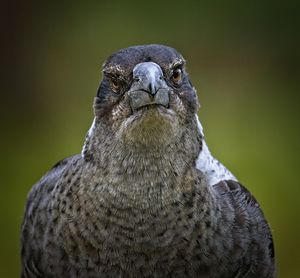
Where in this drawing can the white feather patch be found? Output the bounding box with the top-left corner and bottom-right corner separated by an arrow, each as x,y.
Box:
81,118 -> 96,157
195,115 -> 237,186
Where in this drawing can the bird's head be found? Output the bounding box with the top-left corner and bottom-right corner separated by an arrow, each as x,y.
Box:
88,45 -> 201,152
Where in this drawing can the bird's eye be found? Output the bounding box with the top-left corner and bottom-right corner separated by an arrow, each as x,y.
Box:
110,77 -> 121,93
171,68 -> 183,85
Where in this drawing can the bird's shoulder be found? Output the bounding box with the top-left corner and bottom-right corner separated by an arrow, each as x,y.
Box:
212,179 -> 267,223
21,154 -> 82,277
23,154 -> 82,219
213,179 -> 257,206
212,179 -> 275,276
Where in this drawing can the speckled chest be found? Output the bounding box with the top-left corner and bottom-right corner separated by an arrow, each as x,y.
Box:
48,157 -> 214,276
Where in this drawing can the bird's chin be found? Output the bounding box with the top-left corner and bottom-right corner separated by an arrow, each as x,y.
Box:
118,104 -> 180,147
129,104 -> 176,125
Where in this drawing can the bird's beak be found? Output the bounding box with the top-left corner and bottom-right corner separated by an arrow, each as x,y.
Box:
127,62 -> 170,111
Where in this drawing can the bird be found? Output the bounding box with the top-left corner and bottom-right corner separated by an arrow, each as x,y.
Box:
21,44 -> 276,278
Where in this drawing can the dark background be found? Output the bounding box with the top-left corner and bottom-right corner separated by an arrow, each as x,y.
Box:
1,1 -> 299,277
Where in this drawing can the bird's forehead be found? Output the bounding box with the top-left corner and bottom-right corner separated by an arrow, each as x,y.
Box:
103,45 -> 185,75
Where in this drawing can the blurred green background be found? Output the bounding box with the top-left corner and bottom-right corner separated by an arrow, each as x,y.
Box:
1,1 -> 299,277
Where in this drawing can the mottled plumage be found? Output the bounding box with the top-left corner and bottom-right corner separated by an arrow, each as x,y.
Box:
21,45 -> 275,277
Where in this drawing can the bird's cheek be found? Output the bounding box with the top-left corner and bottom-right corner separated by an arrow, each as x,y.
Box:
110,97 -> 133,131
169,92 -> 188,119
177,89 -> 199,114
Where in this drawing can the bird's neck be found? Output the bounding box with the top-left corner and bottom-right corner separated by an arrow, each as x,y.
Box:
81,118 -> 203,206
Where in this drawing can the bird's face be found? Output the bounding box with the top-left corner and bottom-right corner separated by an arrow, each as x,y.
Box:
94,45 -> 199,147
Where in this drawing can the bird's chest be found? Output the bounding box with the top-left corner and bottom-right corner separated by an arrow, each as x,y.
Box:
53,161 -> 213,276
57,177 -> 199,275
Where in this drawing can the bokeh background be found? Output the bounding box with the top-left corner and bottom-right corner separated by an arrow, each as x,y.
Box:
1,1 -> 299,277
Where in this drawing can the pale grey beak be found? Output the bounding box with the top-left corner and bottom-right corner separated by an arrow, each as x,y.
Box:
128,62 -> 170,111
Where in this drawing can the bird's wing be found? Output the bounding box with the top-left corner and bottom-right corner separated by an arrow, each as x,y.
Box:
213,179 -> 275,277
21,154 -> 81,278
